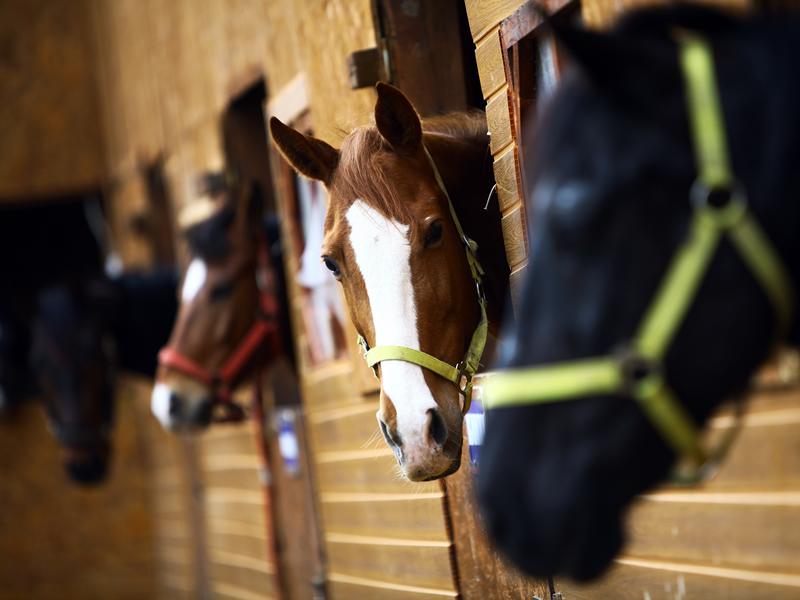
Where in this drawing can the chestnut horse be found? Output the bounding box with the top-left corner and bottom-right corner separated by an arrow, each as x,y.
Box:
478,7 -> 800,581
151,173 -> 288,430
270,83 -> 508,481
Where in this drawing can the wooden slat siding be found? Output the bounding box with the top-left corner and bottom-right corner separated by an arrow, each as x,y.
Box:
307,404 -> 381,454
501,205 -> 528,270
465,0 -> 528,40
559,559 -> 800,599
486,91 -> 514,155
207,529 -> 271,561
322,496 -> 451,542
214,581 -> 276,600
198,417 -> 277,600
327,578 -> 458,600
475,29 -> 506,98
326,542 -> 456,591
625,498 -> 800,572
493,145 -> 523,215
314,453 -> 441,495
209,554 -> 276,586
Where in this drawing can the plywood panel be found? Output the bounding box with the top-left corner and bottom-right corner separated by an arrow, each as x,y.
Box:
559,558 -> 800,599
475,29 -> 506,99
325,539 -> 455,591
321,496 -> 450,542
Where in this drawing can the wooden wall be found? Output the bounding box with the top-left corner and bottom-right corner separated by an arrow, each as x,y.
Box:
0,381 -> 156,599
0,0 -> 105,201
465,0 -> 800,598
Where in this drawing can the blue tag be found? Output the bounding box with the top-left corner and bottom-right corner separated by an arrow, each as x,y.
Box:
464,398 -> 484,467
277,408 -> 300,475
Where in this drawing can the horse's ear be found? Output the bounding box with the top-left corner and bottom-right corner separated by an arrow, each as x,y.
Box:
374,82 -> 422,154
269,117 -> 339,184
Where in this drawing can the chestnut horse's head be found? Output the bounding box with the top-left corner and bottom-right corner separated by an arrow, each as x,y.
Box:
151,173 -> 267,431
270,84 -> 487,481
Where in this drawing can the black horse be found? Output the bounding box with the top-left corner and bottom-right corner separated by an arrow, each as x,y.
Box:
1,197 -> 177,484
477,6 -> 800,582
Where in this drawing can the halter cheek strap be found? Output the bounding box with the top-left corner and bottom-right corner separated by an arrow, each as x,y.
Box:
357,146 -> 489,415
481,33 -> 795,483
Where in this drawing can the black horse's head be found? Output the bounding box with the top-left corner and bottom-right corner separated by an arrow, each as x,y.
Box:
477,7 -> 800,582
31,281 -> 117,485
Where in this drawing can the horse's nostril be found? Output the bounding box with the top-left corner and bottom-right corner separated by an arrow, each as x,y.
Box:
379,418 -> 402,448
168,392 -> 182,417
427,408 -> 448,448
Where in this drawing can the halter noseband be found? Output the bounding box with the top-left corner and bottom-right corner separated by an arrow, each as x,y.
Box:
158,235 -> 281,421
482,33 -> 795,483
357,147 -> 489,415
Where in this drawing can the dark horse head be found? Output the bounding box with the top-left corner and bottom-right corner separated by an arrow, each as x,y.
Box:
31,281 -> 117,485
477,6 -> 800,582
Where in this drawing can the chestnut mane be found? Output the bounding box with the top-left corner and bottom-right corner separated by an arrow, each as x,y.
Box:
331,111 -> 488,223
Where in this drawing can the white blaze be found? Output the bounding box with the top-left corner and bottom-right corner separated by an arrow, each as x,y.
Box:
346,200 -> 436,443
181,259 -> 207,302
151,383 -> 172,429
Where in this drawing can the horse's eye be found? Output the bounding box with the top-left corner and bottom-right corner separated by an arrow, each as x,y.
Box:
322,257 -> 341,278
424,220 -> 443,248
210,281 -> 234,301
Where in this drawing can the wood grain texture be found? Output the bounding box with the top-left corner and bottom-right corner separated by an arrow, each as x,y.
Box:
486,90 -> 514,155
321,496 -> 451,542
493,145 -> 523,214
501,204 -> 528,269
475,29 -> 506,99
325,540 -> 456,591
582,0 -> 750,29
464,0 -> 527,40
327,576 -> 458,599
0,0 -> 104,200
559,558 -> 800,599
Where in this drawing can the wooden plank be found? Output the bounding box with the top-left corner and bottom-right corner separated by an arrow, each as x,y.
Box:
206,528 -> 270,562
475,28 -> 506,99
493,144 -> 522,213
558,558 -> 800,599
509,261 -> 528,309
301,361 -> 361,412
486,90 -> 513,155
205,492 -> 266,526
325,540 -> 455,591
213,580 -> 275,600
209,562 -> 274,599
322,495 -> 450,542
202,466 -> 262,490
626,495 -> 800,573
501,205 -> 527,269
464,0 -> 527,41
328,576 -> 457,600
307,405 -> 382,454
313,454 -> 440,495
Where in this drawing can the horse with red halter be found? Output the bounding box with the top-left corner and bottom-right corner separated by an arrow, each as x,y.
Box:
151,172 -> 289,430
270,83 -> 509,481
478,6 -> 800,582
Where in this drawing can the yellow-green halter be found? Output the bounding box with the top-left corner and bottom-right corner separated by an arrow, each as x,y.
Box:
482,33 -> 794,483
357,146 -> 489,415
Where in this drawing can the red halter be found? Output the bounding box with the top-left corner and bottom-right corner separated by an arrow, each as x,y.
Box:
157,236 -> 282,422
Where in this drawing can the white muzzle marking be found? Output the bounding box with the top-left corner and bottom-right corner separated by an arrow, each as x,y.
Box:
346,200 -> 437,448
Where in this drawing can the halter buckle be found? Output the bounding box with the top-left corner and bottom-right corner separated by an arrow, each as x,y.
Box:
616,346 -> 662,396
690,179 -> 748,228
455,361 -> 473,395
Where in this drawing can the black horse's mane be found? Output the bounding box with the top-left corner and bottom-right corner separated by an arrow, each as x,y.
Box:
613,4 -> 740,37
184,204 -> 236,260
